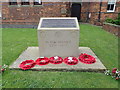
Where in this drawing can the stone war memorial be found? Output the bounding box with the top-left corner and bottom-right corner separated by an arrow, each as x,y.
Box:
10,17 -> 106,72
38,17 -> 79,57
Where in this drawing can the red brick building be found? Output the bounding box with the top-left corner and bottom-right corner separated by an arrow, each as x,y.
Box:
81,1 -> 120,25
1,0 -> 120,25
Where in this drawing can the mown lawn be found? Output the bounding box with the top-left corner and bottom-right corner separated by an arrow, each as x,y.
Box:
2,24 -> 119,88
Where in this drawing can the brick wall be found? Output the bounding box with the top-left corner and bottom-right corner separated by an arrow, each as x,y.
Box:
2,2 -> 70,25
2,1 -> 120,25
102,23 -> 120,37
81,2 -> 120,25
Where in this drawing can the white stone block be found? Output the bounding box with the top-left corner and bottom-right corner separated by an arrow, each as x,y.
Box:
37,17 -> 80,57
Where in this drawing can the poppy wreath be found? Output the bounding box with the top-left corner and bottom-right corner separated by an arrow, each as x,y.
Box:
64,57 -> 78,65
49,56 -> 63,64
19,60 -> 36,70
79,53 -> 96,64
35,57 -> 49,65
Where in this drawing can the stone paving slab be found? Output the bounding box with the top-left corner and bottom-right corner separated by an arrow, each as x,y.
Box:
9,47 -> 106,72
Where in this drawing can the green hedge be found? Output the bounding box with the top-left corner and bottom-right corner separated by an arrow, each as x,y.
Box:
105,13 -> 120,25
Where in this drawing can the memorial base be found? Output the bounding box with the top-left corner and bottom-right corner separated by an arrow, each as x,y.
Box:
9,47 -> 106,72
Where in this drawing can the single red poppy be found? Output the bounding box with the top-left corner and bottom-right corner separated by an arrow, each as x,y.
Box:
63,57 -> 78,65
35,57 -> 49,65
1,69 -> 5,72
79,53 -> 96,64
49,56 -> 63,64
19,60 -> 36,70
112,68 -> 117,73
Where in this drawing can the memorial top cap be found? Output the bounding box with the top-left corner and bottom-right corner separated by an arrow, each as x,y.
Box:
38,17 -> 79,30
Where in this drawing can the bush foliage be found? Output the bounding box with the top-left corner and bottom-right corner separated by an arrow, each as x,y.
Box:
105,13 -> 120,25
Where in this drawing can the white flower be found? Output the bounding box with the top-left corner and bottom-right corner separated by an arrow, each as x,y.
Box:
104,70 -> 110,75
68,57 -> 74,62
116,71 -> 119,74
68,57 -> 73,60
40,57 -> 44,58
54,56 -> 59,60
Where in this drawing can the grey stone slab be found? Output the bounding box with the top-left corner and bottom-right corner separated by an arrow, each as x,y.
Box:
41,19 -> 77,28
9,47 -> 106,72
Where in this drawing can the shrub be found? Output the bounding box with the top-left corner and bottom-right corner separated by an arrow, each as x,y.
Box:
105,18 -> 114,23
117,13 -> 120,20
105,14 -> 120,25
113,20 -> 120,25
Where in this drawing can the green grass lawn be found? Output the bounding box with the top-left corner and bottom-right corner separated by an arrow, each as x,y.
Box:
2,24 -> 119,88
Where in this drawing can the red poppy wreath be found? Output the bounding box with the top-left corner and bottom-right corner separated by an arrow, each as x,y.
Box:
79,53 -> 96,64
49,56 -> 63,64
35,57 -> 49,65
64,57 -> 78,65
19,60 -> 36,70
